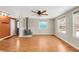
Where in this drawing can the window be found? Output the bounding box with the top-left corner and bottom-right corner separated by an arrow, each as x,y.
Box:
39,21 -> 48,30
57,17 -> 66,34
73,13 -> 79,38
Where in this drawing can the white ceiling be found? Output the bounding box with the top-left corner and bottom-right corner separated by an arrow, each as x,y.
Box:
0,6 -> 76,19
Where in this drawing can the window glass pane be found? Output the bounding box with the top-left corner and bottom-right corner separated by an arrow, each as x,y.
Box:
39,21 -> 48,30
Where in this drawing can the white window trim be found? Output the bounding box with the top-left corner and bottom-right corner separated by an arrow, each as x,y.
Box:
73,13 -> 79,38
57,17 -> 66,34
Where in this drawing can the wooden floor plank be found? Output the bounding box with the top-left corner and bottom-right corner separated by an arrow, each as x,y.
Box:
0,35 -> 78,52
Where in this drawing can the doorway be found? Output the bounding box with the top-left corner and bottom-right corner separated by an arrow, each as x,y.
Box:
16,20 -> 19,36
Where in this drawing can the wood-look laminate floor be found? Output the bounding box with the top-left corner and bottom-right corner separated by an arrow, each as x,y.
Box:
0,35 -> 78,52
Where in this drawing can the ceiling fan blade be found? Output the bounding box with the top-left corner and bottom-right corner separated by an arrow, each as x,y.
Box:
41,13 -> 48,15
32,10 -> 37,13
41,10 -> 46,13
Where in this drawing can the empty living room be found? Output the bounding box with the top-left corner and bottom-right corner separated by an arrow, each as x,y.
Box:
0,6 -> 79,52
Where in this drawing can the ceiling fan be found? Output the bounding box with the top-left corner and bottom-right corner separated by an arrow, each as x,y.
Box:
32,10 -> 48,16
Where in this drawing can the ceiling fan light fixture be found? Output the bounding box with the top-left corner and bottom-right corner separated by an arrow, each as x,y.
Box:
32,10 -> 48,16
0,11 -> 8,16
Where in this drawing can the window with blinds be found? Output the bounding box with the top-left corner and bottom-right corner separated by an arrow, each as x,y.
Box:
73,11 -> 79,38
57,17 -> 66,34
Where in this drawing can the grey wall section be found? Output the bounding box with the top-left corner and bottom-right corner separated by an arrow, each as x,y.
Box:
19,17 -> 54,37
54,7 -> 79,49
28,18 -> 54,35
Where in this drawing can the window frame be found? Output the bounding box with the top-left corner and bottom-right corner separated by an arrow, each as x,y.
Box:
57,16 -> 66,34
73,12 -> 79,38
39,21 -> 48,30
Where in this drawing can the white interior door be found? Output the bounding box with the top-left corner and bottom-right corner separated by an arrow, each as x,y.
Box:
10,19 -> 16,36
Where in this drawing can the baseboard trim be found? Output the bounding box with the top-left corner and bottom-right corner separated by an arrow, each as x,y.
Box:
19,35 -> 32,37
0,35 -> 13,41
54,35 -> 79,51
33,34 -> 54,36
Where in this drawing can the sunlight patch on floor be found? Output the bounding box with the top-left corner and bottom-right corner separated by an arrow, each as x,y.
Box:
58,43 -> 66,52
16,39 -> 20,50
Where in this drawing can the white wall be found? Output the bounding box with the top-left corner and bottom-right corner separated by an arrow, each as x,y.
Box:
19,17 -> 26,37
54,7 -> 79,49
28,18 -> 54,35
10,19 -> 16,36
